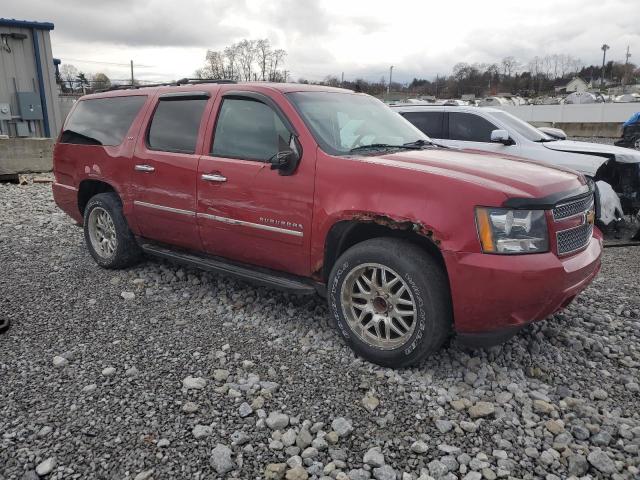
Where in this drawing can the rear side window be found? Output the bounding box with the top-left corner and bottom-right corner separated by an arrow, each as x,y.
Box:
147,98 -> 208,153
60,96 -> 146,146
211,98 -> 291,161
402,111 -> 444,138
448,112 -> 497,142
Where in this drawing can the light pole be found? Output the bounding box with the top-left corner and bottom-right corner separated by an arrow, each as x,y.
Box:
387,65 -> 393,96
600,44 -> 609,90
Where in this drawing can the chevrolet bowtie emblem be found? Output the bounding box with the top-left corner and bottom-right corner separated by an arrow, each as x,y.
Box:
586,210 -> 595,225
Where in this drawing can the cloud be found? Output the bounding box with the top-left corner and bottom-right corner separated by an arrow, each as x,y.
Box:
2,0 -> 638,83
2,0 -> 248,47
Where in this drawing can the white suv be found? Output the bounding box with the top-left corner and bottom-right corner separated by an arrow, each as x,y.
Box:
391,104 -> 640,227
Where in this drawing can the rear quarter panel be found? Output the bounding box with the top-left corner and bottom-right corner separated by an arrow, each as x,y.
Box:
52,93 -> 156,229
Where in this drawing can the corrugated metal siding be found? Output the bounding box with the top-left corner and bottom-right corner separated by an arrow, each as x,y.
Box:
0,25 -> 61,138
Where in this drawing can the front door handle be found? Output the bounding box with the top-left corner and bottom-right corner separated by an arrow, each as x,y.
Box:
201,173 -> 227,183
134,164 -> 155,172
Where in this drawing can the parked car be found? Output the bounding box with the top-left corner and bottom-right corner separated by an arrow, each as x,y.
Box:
53,82 -> 602,367
392,104 -> 640,227
615,111 -> 640,151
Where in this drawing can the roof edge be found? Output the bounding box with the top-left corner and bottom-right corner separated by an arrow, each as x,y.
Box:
0,18 -> 54,30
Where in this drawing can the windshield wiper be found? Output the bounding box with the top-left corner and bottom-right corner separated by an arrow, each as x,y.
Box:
349,143 -> 414,152
349,141 -> 434,153
402,139 -> 432,148
403,139 -> 445,149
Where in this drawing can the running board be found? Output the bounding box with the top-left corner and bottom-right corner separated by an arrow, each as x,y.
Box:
140,242 -> 318,295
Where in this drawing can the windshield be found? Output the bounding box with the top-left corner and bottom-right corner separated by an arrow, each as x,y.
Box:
286,92 -> 430,155
490,110 -> 554,142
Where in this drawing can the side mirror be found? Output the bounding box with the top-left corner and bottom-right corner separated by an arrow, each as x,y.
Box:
269,135 -> 302,176
490,129 -> 514,145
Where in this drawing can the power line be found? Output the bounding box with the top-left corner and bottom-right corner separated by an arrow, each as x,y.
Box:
61,57 -> 155,68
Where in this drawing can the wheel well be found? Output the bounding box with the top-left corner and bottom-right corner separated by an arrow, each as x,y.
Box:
321,220 -> 445,281
77,180 -> 116,216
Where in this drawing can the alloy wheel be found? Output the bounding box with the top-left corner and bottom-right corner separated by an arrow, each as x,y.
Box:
87,207 -> 117,258
340,263 -> 417,350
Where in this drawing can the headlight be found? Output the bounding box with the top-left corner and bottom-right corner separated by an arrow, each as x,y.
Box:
475,207 -> 549,254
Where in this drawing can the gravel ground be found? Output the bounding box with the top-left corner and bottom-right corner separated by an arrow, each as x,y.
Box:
1,182 -> 639,480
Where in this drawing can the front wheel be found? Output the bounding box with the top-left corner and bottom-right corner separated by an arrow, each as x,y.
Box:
328,238 -> 452,368
83,193 -> 142,269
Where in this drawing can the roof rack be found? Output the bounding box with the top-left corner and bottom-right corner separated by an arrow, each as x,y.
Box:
96,78 -> 237,93
175,78 -> 237,85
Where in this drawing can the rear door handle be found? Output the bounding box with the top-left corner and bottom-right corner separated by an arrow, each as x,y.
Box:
134,164 -> 155,172
201,173 -> 227,182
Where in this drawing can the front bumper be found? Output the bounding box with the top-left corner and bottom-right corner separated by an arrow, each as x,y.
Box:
443,228 -> 603,343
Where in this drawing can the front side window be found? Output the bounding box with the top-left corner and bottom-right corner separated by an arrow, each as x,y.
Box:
211,98 -> 291,161
402,111 -> 444,138
448,112 -> 497,142
286,92 -> 428,156
147,98 -> 208,153
490,111 -> 552,142
60,96 -> 146,146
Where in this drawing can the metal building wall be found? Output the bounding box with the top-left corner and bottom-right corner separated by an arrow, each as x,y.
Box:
0,20 -> 62,138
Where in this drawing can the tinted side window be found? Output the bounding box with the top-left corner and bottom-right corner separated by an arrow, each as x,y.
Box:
448,112 -> 497,142
60,96 -> 146,146
212,98 -> 291,161
402,111 -> 444,138
147,98 -> 208,153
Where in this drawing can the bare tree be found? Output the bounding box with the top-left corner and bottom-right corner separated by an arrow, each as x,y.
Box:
324,75 -> 340,87
210,50 -> 227,79
501,56 -> 519,77
195,39 -> 287,83
195,50 -> 226,79
269,49 -> 287,81
91,72 -> 111,91
224,44 -> 241,80
60,64 -> 78,91
237,40 -> 257,81
256,39 -> 272,81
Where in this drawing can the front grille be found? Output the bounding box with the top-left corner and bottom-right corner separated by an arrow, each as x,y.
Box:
553,195 -> 594,221
556,223 -> 593,255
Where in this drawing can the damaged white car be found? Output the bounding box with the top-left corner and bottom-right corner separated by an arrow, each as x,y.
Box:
391,105 -> 640,230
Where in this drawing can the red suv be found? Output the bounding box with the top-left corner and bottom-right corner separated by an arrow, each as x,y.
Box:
52,81 -> 602,367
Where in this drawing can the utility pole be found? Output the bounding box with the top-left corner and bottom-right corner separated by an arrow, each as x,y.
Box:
435,74 -> 438,98
623,45 -> 632,91
600,44 -> 609,90
130,60 -> 134,86
625,45 -> 631,65
341,72 -> 344,86
387,65 -> 393,95
283,70 -> 288,83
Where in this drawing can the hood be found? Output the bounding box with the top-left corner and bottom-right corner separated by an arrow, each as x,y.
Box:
360,148 -> 585,201
543,140 -> 640,164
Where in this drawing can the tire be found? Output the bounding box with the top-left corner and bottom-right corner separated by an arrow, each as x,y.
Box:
83,192 -> 142,269
328,237 -> 452,368
633,136 -> 640,151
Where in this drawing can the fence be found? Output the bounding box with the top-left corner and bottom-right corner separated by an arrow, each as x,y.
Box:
492,102 -> 640,137
58,94 -> 80,125
495,102 -> 639,123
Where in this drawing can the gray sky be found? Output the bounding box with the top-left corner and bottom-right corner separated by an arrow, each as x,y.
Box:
3,0 -> 639,83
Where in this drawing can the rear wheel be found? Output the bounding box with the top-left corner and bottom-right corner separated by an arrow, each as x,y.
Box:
633,136 -> 640,150
83,193 -> 141,269
328,237 -> 452,368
